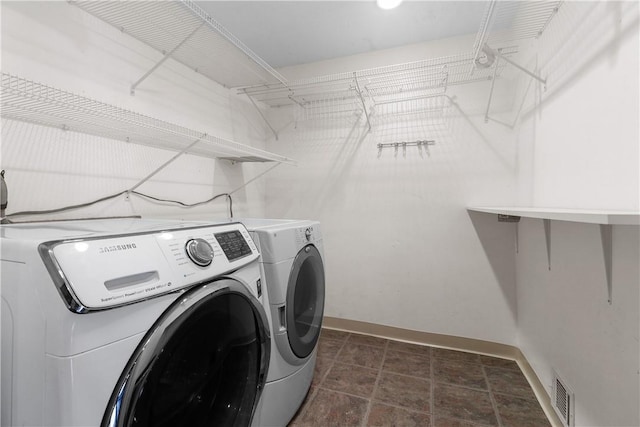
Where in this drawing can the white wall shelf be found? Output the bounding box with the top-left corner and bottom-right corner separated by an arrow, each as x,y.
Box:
0,72 -> 294,165
467,206 -> 640,225
468,206 -> 640,305
71,0 -> 287,92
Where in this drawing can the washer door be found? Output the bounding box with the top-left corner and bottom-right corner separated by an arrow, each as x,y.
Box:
286,244 -> 325,359
103,279 -> 270,427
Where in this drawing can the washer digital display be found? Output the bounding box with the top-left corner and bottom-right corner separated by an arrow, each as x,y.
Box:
214,230 -> 252,261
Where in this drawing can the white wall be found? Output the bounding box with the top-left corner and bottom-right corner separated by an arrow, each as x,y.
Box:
513,2 -> 639,426
516,1 -> 640,210
0,1 -> 272,222
516,219 -> 639,426
264,36 -> 520,345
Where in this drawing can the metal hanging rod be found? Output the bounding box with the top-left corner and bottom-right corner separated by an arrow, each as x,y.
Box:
377,140 -> 436,157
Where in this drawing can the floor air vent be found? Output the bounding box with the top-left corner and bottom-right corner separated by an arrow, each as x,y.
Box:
552,371 -> 575,427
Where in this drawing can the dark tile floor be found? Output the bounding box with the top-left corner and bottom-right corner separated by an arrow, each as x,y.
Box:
288,329 -> 551,427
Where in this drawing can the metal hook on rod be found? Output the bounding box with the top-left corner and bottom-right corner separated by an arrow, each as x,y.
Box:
377,140 -> 436,157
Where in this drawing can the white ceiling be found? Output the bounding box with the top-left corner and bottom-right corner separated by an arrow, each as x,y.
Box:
196,1 -> 488,68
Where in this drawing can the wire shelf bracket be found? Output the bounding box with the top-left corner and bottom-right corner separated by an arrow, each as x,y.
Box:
353,73 -> 372,132
130,21 -> 205,95
128,133 -> 207,194
245,94 -> 278,141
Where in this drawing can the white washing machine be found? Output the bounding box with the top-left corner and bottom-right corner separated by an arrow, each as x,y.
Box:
1,218 -> 271,427
239,219 -> 326,427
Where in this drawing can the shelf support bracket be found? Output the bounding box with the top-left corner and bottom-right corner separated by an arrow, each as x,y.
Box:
128,133 -> 206,193
130,22 -> 205,95
353,73 -> 372,132
483,55 -> 501,124
493,47 -> 547,87
229,163 -> 282,196
543,219 -> 551,270
482,45 -> 546,125
600,224 -> 613,304
246,94 -> 278,141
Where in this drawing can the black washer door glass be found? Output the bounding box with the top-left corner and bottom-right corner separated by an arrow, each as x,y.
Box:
287,245 -> 325,358
105,287 -> 266,427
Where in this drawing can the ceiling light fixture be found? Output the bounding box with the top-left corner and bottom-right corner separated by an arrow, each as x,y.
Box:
377,0 -> 403,10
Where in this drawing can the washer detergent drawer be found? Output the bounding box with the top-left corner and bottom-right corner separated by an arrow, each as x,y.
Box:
43,333 -> 143,427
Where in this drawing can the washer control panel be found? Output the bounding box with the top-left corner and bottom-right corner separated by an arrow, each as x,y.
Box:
44,223 -> 258,311
185,238 -> 214,266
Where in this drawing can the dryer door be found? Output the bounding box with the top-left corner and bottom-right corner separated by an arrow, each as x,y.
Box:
286,244 -> 325,358
103,279 -> 270,427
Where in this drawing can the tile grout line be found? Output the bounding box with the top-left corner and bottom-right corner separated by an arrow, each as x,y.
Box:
360,338 -> 390,427
315,332 -> 546,427
315,385 -> 376,402
318,333 -> 546,427
482,364 -> 505,427
292,334 -> 349,424
367,398 -> 432,416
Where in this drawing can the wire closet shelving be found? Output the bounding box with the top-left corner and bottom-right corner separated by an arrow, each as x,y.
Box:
237,0 -> 563,128
1,0 -> 564,161
70,0 -> 563,125
71,0 -> 287,92
0,73 -> 293,164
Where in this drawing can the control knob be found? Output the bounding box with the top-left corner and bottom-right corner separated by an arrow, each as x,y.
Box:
305,228 -> 312,241
185,238 -> 214,267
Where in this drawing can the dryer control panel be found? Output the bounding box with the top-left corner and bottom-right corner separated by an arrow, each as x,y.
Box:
295,224 -> 320,246
39,223 -> 259,312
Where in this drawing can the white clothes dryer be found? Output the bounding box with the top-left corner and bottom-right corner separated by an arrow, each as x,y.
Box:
1,218 -> 270,427
239,219 -> 325,427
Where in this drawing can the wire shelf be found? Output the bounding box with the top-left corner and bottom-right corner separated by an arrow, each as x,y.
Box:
0,73 -> 294,164
71,0 -> 287,89
370,95 -> 457,142
237,1 -> 561,126
240,51 -> 503,112
294,97 -> 365,125
371,95 -> 454,121
473,1 -> 562,61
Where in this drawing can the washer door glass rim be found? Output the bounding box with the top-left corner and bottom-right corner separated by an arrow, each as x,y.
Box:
286,244 -> 325,359
102,278 -> 270,427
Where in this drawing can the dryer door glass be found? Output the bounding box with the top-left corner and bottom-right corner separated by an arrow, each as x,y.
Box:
103,280 -> 270,427
286,244 -> 325,358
